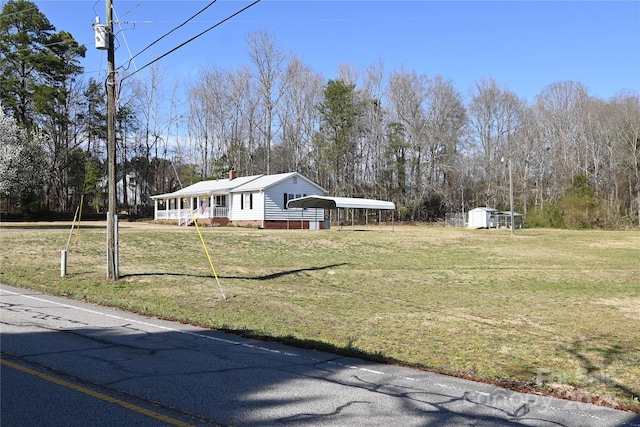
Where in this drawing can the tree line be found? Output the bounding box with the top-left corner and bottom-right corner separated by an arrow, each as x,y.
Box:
2,1 -> 639,227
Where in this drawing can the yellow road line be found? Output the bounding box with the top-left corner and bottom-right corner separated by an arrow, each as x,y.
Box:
1,358 -> 194,427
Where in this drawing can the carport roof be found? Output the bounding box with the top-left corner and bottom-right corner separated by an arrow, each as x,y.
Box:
287,196 -> 395,210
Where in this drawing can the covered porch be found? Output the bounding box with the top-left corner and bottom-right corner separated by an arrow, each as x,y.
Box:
153,193 -> 229,226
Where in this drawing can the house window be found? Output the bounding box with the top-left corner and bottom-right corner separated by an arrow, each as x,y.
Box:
242,193 -> 253,210
284,193 -> 307,209
214,195 -> 226,206
284,193 -> 293,209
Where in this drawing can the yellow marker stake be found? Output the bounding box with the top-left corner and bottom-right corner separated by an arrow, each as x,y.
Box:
75,194 -> 84,246
65,205 -> 80,252
189,210 -> 227,300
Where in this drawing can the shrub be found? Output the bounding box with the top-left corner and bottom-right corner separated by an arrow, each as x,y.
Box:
525,204 -> 565,228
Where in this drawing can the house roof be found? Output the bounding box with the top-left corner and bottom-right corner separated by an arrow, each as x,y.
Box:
287,195 -> 395,210
151,172 -> 326,199
231,172 -> 326,194
151,174 -> 261,199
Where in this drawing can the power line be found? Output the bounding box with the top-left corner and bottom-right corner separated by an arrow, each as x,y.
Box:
121,0 -> 218,72
120,0 -> 261,84
0,4 -> 38,19
113,6 -> 138,75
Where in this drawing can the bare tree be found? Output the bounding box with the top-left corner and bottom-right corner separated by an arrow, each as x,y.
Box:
387,69 -> 429,206
358,60 -> 386,195
423,75 -> 467,210
275,54 -> 323,175
468,76 -> 524,208
246,30 -> 287,175
610,91 -> 640,226
533,81 -> 591,201
187,70 -> 211,180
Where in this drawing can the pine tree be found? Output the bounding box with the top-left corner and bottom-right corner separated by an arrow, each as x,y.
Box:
0,0 -> 86,128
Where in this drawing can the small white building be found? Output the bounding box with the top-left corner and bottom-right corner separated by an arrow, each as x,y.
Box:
151,171 -> 327,229
467,207 -> 498,229
99,169 -> 153,213
116,169 -> 152,208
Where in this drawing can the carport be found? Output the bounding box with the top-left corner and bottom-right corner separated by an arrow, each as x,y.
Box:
286,196 -> 396,231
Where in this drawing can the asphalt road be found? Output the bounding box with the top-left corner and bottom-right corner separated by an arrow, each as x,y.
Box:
1,284 -> 638,427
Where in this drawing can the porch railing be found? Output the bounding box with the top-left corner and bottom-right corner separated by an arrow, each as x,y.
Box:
178,209 -> 194,226
156,207 -> 229,223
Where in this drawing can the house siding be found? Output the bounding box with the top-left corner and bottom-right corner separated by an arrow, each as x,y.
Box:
229,191 -> 264,222
263,178 -> 324,221
152,172 -> 326,228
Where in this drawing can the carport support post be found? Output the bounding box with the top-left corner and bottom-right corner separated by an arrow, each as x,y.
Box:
351,208 -> 354,231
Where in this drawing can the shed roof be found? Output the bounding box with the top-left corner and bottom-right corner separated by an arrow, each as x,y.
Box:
469,206 -> 498,213
287,195 -> 395,210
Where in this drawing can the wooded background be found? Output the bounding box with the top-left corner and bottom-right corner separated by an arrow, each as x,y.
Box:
2,1 -> 639,228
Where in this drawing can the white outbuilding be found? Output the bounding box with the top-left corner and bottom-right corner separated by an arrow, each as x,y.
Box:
467,207 -> 498,229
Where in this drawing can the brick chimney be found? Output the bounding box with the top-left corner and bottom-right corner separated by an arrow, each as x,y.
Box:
229,170 -> 236,180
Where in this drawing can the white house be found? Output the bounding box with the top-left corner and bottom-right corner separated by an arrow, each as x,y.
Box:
99,169 -> 152,213
467,207 -> 498,229
151,171 -> 327,229
116,169 -> 152,208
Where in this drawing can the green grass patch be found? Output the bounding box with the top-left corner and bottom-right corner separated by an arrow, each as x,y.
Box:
1,222 -> 639,410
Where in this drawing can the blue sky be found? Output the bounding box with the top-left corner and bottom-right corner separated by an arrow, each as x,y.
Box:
27,0 -> 640,103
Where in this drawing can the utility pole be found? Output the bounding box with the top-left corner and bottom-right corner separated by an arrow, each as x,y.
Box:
501,157 -> 515,236
106,0 -> 118,278
508,158 -> 514,236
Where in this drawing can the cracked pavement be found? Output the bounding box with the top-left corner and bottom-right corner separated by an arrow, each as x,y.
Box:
1,284 -> 639,426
